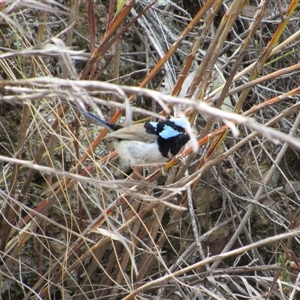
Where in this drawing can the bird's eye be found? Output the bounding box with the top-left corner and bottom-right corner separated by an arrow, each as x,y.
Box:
144,118 -> 189,139
148,122 -> 158,130
144,122 -> 158,134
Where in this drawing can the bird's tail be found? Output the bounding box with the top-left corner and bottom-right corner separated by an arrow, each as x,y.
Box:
60,99 -> 122,131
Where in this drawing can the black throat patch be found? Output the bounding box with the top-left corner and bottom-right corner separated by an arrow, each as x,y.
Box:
144,120 -> 190,158
157,134 -> 190,158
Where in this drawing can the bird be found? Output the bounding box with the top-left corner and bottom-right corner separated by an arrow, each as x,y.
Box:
64,100 -> 191,167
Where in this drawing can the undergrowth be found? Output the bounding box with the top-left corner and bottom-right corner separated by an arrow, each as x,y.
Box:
0,1 -> 300,299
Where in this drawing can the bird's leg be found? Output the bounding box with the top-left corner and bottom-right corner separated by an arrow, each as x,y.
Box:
130,166 -> 145,180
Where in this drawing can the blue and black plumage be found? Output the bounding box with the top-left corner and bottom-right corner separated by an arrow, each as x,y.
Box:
144,120 -> 190,160
64,100 -> 191,167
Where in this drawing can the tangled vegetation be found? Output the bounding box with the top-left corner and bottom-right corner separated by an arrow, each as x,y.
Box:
0,1 -> 300,299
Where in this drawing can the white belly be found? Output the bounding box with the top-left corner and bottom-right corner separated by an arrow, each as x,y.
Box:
113,140 -> 168,167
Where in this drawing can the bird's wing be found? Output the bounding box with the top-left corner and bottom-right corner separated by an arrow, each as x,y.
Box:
106,123 -> 157,143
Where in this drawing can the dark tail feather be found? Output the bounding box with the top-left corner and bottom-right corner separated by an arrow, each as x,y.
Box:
61,99 -> 123,131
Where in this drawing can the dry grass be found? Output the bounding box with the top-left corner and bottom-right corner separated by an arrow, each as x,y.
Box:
0,1 -> 300,299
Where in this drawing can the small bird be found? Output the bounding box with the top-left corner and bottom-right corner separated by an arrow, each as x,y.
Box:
65,101 -> 191,167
